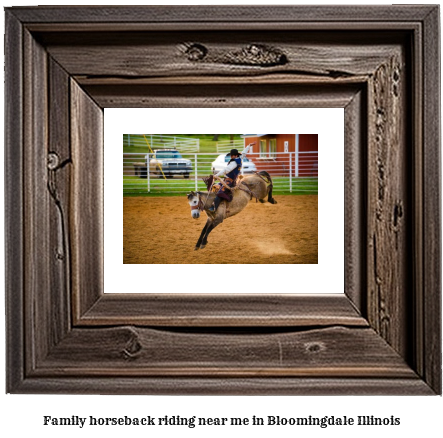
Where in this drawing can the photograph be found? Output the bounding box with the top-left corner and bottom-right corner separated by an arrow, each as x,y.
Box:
123,134 -> 318,264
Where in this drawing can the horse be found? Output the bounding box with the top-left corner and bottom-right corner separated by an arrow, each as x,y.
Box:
187,171 -> 277,250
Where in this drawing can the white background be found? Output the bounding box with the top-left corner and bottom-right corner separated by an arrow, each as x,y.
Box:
106,108 -> 343,294
1,1 -> 442,438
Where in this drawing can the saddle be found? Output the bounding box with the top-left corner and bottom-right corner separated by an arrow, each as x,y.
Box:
202,174 -> 234,202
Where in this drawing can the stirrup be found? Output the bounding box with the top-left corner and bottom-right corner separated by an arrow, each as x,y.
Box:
209,197 -> 221,212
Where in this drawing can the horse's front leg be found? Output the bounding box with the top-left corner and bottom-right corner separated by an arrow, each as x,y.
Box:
201,216 -> 223,249
195,219 -> 211,251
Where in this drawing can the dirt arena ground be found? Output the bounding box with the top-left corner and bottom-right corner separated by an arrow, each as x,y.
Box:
124,195 -> 317,264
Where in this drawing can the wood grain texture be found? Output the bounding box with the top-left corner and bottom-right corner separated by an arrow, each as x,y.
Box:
70,80 -> 104,320
8,5 -> 436,23
76,73 -> 369,86
5,10 -> 24,393
344,90 -> 366,314
23,29 -> 50,371
366,51 -> 409,358
82,83 -> 360,109
46,58 -> 73,346
411,17 -> 425,384
25,23 -> 426,34
422,6 -> 441,394
79,294 -> 367,327
36,326 -> 415,378
13,377 -> 433,396
4,5 -> 441,394
41,31 -> 403,80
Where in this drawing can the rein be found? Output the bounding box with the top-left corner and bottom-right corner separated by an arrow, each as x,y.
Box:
236,183 -> 258,202
194,192 -> 207,211
216,178 -> 232,191
254,171 -> 271,184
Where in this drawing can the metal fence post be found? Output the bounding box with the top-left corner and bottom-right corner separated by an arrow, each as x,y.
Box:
295,134 -> 299,177
289,152 -> 292,193
195,153 -> 198,191
147,153 -> 150,192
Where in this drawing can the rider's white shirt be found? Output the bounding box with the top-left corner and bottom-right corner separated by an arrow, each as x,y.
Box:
215,144 -> 252,177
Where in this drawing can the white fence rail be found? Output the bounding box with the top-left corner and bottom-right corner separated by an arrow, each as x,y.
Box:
216,140 -> 245,153
123,151 -> 318,195
124,134 -> 200,153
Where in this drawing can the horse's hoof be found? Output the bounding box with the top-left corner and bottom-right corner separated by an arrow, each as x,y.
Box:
271,199 -> 278,204
200,244 -> 206,249
194,247 -> 200,251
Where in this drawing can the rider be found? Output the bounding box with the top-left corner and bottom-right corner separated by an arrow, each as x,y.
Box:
208,143 -> 254,212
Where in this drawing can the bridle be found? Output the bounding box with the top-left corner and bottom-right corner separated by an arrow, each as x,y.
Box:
190,192 -> 205,212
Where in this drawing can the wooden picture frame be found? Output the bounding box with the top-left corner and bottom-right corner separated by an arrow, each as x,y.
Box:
5,5 -> 441,394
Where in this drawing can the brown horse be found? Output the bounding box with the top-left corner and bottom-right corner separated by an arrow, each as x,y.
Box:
187,171 -> 277,250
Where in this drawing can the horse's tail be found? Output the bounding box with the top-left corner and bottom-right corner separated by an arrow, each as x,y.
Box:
257,171 -> 277,204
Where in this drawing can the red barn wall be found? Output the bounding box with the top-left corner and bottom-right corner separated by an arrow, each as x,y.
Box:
243,136 -> 260,150
242,134 -> 317,177
299,134 -> 318,152
276,134 -> 296,153
298,134 -> 318,177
